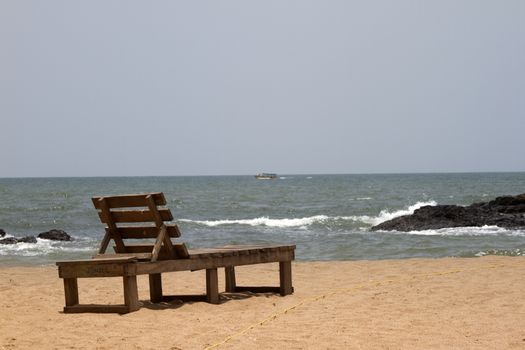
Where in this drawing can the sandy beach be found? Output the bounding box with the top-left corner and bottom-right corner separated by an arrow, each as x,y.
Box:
1,256 -> 524,349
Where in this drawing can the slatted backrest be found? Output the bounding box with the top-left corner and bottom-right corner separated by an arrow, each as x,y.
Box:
104,225 -> 181,240
92,192 -> 188,260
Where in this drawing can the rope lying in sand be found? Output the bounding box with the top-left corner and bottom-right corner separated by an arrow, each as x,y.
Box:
203,263 -> 508,350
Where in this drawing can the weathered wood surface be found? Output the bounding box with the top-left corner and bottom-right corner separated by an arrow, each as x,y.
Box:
98,230 -> 112,255
279,260 -> 293,296
58,261 -> 138,278
97,208 -> 173,223
136,246 -> 295,275
92,193 -> 179,261
188,245 -> 294,259
58,245 -> 294,278
107,225 -> 181,239
62,275 -> 141,314
59,247 -> 294,278
149,274 -> 163,303
151,225 -> 167,262
116,243 -> 188,260
96,252 -> 152,261
63,278 -> 79,306
206,268 -> 219,304
64,304 -> 131,314
225,266 -> 236,293
123,275 -> 140,312
98,198 -> 126,253
56,256 -> 137,265
92,192 -> 166,209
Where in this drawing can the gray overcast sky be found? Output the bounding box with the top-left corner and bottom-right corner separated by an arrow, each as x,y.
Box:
1,1 -> 524,177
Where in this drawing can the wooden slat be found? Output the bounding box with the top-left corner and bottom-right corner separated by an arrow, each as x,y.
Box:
120,244 -> 155,253
111,245 -> 176,260
145,194 -> 163,227
98,231 -> 112,255
146,194 -> 175,258
64,304 -> 131,314
94,253 -> 153,261
98,208 -> 173,223
219,244 -> 295,251
110,225 -> 181,239
58,261 -> 135,279
187,245 -> 294,259
97,198 -> 126,253
56,256 -> 137,266
151,225 -> 167,262
136,248 -> 296,275
162,230 -> 175,257
92,193 -> 166,209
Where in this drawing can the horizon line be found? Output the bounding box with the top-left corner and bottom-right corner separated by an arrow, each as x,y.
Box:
1,170 -> 525,180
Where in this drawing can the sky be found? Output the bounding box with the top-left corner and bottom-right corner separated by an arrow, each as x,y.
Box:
1,1 -> 524,177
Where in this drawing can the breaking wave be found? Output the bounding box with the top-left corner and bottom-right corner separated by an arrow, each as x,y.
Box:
179,215 -> 333,228
347,201 -> 437,226
179,201 -> 437,228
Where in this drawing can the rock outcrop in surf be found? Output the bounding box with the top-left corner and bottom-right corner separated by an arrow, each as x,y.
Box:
38,229 -> 71,241
0,229 -> 72,244
371,194 -> 525,232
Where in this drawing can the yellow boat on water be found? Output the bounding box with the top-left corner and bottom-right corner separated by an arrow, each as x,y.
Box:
255,173 -> 277,180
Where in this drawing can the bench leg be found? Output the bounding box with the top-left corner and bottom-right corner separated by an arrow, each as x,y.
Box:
225,266 -> 236,292
279,261 -> 293,296
123,275 -> 140,312
63,278 -> 79,307
149,273 -> 163,303
206,268 -> 219,304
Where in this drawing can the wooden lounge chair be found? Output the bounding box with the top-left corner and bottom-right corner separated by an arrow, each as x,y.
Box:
56,192 -> 295,313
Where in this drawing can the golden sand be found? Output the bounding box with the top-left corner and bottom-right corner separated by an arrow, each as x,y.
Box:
1,256 -> 524,349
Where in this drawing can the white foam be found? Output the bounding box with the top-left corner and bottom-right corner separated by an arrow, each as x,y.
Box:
401,226 -> 525,237
179,201 -> 438,229
475,248 -> 523,257
350,201 -> 437,226
0,238 -> 93,257
179,215 -> 332,228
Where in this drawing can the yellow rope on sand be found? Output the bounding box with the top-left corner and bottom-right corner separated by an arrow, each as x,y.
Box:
204,264 -> 507,350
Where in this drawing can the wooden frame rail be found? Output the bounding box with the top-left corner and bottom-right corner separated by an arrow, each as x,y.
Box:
56,245 -> 295,314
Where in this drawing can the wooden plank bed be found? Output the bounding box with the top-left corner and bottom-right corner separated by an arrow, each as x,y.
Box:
56,192 -> 295,313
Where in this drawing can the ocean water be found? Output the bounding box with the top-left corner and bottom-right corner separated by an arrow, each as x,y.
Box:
1,173 -> 525,266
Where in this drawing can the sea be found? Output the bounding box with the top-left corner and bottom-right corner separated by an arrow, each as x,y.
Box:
1,173 -> 525,266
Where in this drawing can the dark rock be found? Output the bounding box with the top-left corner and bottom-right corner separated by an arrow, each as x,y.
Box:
0,229 -> 5,238
37,229 -> 72,241
18,236 -> 37,244
0,237 -> 18,244
372,193 -> 525,232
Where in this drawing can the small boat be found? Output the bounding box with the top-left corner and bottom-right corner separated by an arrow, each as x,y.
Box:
255,173 -> 277,180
